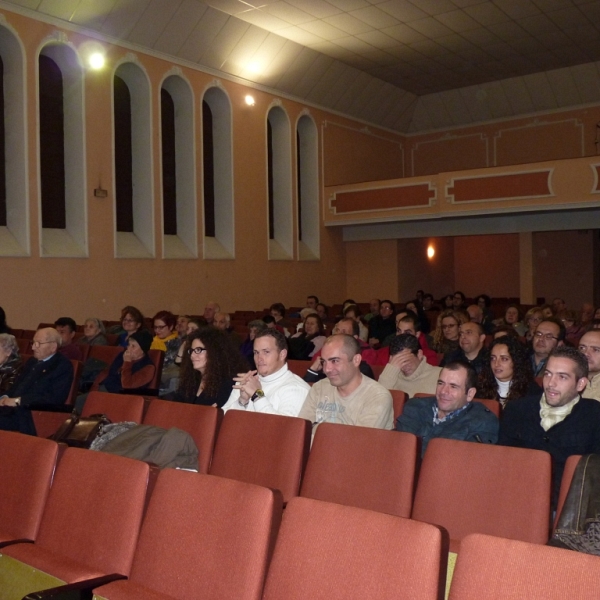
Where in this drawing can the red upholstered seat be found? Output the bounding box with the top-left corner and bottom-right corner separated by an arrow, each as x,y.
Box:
300,423 -> 419,517
142,399 -> 222,473
210,410 -> 311,504
554,454 -> 582,529
0,431 -> 58,545
262,496 -> 447,600
82,391 -> 145,423
412,438 -> 552,553
390,389 -> 407,420
449,533 -> 600,600
94,470 -> 283,600
2,448 -> 148,583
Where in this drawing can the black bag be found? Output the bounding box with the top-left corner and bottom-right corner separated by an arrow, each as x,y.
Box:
51,413 -> 111,448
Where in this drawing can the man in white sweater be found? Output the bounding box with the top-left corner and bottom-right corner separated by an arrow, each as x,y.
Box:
298,334 -> 393,432
222,329 -> 309,417
378,333 -> 441,398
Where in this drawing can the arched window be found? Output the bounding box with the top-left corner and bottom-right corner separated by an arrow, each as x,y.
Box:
0,24 -> 27,257
202,86 -> 233,259
161,74 -> 196,258
113,62 -> 153,257
296,114 -> 319,259
38,43 -> 86,257
266,106 -> 292,260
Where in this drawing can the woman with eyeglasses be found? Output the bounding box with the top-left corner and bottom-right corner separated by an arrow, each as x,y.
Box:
524,307 -> 544,344
117,307 -> 145,348
169,328 -> 247,408
431,309 -> 468,356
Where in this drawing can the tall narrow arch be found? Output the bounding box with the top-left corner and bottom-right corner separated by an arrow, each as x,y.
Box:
296,114 -> 319,260
161,74 -> 196,258
0,24 -> 27,257
38,42 -> 86,257
266,105 -> 292,260
113,61 -> 153,257
202,85 -> 234,259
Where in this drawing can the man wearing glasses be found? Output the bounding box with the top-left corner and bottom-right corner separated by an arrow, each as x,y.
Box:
530,318 -> 565,377
0,327 -> 73,434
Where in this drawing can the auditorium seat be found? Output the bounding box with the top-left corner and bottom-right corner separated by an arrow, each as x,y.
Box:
16,337 -> 31,354
448,533 -> 600,600
93,470 -> 283,600
82,391 -> 145,423
390,389 -> 407,420
262,496 -> 447,600
286,359 -> 310,378
554,454 -> 583,529
300,423 -> 418,518
210,410 -> 311,504
370,364 -> 384,380
0,431 -> 58,547
0,448 -> 149,598
142,399 -> 222,473
412,438 -> 551,553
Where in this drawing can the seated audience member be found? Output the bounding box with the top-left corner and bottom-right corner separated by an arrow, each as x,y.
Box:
304,318 -> 375,382
170,317 -> 208,376
405,300 -> 430,334
368,299 -> 396,348
78,318 -> 108,346
562,310 -> 585,347
441,321 -> 488,375
167,328 -> 247,408
117,307 -> 145,348
540,303 -> 554,319
343,304 -> 368,342
552,297 -> 567,317
492,324 -> 521,341
175,315 -> 190,339
441,294 -> 454,309
452,291 -> 467,311
524,307 -> 544,344
306,295 -> 319,311
223,329 -> 310,416
0,334 -> 22,394
475,294 -> 495,334
529,317 -> 565,377
298,334 -> 393,432
422,294 -> 436,312
203,301 -> 220,326
379,313 -> 438,366
0,328 -> 73,434
269,302 -> 294,337
0,306 -> 11,334
106,305 -> 135,335
579,330 -> 600,402
364,298 -> 380,322
263,314 -> 286,336
315,303 -> 331,327
289,314 -> 326,360
494,304 -> 527,337
499,346 -> 600,509
240,320 -> 267,369
98,330 -> 155,395
395,360 -> 499,455
378,333 -> 441,397
478,336 -> 540,407
430,309 -> 468,356
54,317 -> 83,361
214,312 -> 243,348
152,310 -> 182,393
580,303 -> 595,329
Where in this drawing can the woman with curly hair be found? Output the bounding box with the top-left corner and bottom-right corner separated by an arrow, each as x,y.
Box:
478,336 -> 541,407
431,309 -> 468,356
171,328 -> 248,408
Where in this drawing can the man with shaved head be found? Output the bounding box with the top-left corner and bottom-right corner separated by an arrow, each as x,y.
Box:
298,334 -> 393,433
0,327 -> 74,434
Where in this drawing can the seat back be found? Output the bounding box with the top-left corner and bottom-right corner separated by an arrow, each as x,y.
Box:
87,344 -> 124,366
412,438 -> 551,553
449,533 -> 600,600
286,359 -> 309,378
210,410 -> 311,503
66,359 -> 83,405
390,389 -> 407,421
122,471 -> 283,600
82,391 -> 145,423
473,398 -> 501,418
146,348 -> 165,390
370,364 -> 384,380
143,400 -> 222,473
300,423 -> 418,517
0,431 -> 58,543
263,496 -> 447,600
554,454 -> 583,528
35,447 -> 149,576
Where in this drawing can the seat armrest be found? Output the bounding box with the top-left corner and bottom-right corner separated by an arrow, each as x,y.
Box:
26,404 -> 74,413
23,573 -> 127,599
0,538 -> 33,549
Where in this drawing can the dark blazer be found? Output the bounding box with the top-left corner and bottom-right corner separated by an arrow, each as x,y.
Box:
8,353 -> 74,407
499,393 -> 600,508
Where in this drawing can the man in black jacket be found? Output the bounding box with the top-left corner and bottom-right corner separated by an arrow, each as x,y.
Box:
0,327 -> 73,434
499,346 -> 600,510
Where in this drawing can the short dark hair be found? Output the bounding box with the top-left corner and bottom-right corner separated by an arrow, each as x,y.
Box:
316,303 -> 328,316
54,317 -> 76,332
399,314 -> 421,332
307,295 -> 319,304
390,333 -> 420,356
270,302 -> 286,317
337,317 -> 359,337
454,291 -> 466,303
423,293 -> 434,302
262,315 -> 276,325
539,317 -> 566,342
255,328 -> 287,353
153,310 -> 176,329
381,300 -> 395,312
549,346 -> 589,380
475,294 -> 491,308
442,360 -> 478,392
343,304 -> 361,318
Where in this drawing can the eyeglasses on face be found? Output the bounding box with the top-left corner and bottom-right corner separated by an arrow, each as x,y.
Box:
32,340 -> 55,347
154,324 -> 168,330
187,347 -> 207,355
534,331 -> 558,341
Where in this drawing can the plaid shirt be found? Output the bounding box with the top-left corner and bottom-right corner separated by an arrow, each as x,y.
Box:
432,402 -> 469,425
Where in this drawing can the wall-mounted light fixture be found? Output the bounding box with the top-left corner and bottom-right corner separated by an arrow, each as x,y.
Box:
89,52 -> 105,70
427,244 -> 435,259
245,95 -> 255,106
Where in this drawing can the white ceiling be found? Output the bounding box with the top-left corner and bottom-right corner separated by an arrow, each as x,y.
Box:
5,0 -> 600,133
